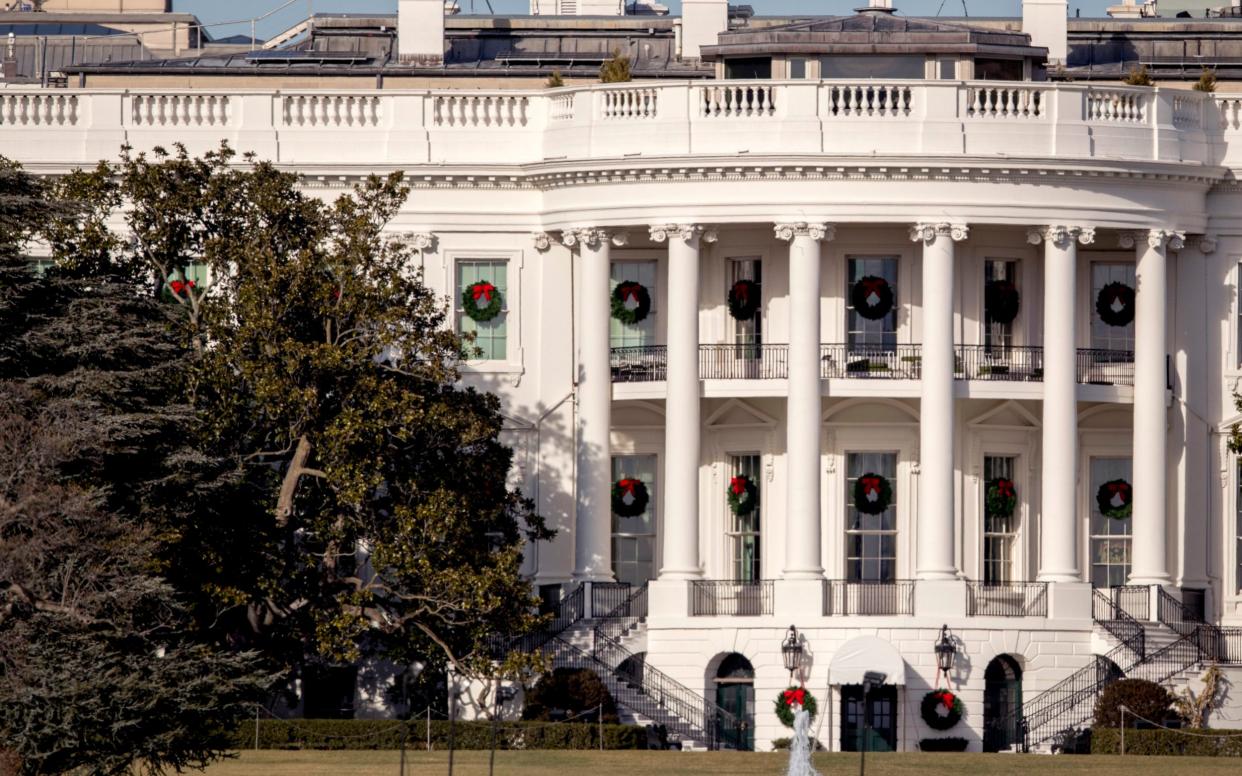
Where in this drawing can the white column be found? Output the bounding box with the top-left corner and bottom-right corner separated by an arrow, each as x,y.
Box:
1030,226 -> 1095,583
651,224 -> 715,579
1124,229 -> 1183,587
775,222 -> 834,579
911,223 -> 968,581
564,227 -> 624,582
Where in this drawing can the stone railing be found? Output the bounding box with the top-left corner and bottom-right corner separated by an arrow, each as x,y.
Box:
0,81 -> 1233,170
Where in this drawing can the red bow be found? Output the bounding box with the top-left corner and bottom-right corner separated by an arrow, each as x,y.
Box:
860,476 -> 882,497
730,476 -> 748,496
617,478 -> 639,496
783,688 -> 806,707
935,690 -> 956,709
618,283 -> 642,303
859,277 -> 887,304
168,279 -> 195,295
1107,481 -> 1131,502
732,281 -> 750,303
995,479 -> 1015,498
471,282 -> 496,302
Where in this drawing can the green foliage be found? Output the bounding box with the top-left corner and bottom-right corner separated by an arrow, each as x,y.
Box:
234,719 -> 645,750
1194,68 -> 1218,93
1094,679 -> 1176,729
1091,727 -> 1242,756
546,70 -> 565,88
771,737 -> 824,751
599,51 -> 632,83
1124,65 -> 1154,86
522,668 -> 619,724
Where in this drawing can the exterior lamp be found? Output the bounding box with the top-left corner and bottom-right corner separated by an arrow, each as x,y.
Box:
781,625 -> 803,681
934,624 -> 957,674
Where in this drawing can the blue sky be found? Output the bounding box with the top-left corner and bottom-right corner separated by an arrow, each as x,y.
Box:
173,1 -> 1119,40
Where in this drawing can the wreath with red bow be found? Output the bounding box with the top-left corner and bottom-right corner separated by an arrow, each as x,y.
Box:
920,689 -> 964,731
985,279 -> 1021,325
850,275 -> 895,321
853,473 -> 893,515
462,281 -> 503,322
985,477 -> 1017,519
1096,282 -> 1136,328
727,279 -> 761,321
611,477 -> 650,518
1096,479 -> 1132,520
727,474 -> 759,517
611,281 -> 651,325
775,686 -> 818,729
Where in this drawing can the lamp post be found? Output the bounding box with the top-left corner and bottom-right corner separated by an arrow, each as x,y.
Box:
781,625 -> 803,683
934,624 -> 957,677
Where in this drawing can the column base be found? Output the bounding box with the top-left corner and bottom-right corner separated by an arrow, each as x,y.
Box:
646,578 -> 692,620
1047,581 -> 1093,622
913,579 -> 967,619
774,578 -> 826,620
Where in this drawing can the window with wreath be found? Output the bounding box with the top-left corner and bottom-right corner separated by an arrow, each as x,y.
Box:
456,259 -> 508,361
1091,263 -> 1136,353
846,452 -> 897,583
611,454 -> 657,587
846,256 -> 898,353
161,261 -> 210,302
983,455 -> 1018,584
1090,457 -> 1133,588
610,260 -> 657,348
983,259 -> 1019,353
727,453 -> 762,583
728,257 -> 763,374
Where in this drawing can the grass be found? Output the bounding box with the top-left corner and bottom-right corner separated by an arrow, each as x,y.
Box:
203,750 -> 1242,776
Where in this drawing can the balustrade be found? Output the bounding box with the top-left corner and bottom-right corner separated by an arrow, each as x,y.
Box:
0,93 -> 77,126
282,94 -> 380,128
699,83 -> 777,118
130,93 -> 231,127
966,85 -> 1043,119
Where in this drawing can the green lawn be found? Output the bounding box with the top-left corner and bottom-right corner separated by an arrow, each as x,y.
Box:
203,750 -> 1242,776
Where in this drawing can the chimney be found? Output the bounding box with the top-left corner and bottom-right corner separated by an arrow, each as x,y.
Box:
1022,0 -> 1068,64
681,0 -> 727,60
398,0 -> 445,65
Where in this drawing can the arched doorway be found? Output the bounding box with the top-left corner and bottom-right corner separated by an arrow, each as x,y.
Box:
983,655 -> 1023,752
713,653 -> 755,751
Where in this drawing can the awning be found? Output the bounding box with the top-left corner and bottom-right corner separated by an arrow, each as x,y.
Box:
829,635 -> 907,686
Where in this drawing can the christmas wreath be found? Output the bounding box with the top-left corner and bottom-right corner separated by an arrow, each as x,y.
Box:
853,473 -> 893,515
727,279 -> 761,321
611,477 -> 650,518
850,276 -> 895,321
1096,479 -> 1133,520
985,478 -> 1017,519
727,474 -> 759,516
775,686 -> 818,729
462,281 -> 503,322
611,281 -> 651,325
985,279 -> 1021,325
921,689 -> 964,731
1096,282 -> 1136,328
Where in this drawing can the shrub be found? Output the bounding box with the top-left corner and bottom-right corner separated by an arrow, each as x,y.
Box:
1124,64 -> 1154,86
229,719 -> 645,751
771,737 -> 824,751
1194,67 -> 1218,93
1094,679 -> 1176,728
546,71 -> 564,88
1092,727 -> 1242,756
599,51 -> 632,83
919,737 -> 969,752
523,668 -> 619,724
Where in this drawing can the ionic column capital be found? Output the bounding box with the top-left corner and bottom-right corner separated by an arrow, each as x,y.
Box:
561,227 -> 629,250
649,224 -> 719,245
1026,226 -> 1095,249
403,232 -> 436,252
1118,229 -> 1185,251
774,222 -> 835,242
910,222 -> 969,244
531,232 -> 554,252
1197,235 -> 1218,255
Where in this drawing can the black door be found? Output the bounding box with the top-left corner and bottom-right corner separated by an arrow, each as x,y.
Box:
840,684 -> 898,752
714,653 -> 755,751
983,656 -> 1023,753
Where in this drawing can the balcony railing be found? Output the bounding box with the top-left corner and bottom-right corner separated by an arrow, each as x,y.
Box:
967,581 -> 1049,617
1096,584 -> 1151,620
1076,349 -> 1135,387
699,344 -> 788,380
590,581 -> 634,617
610,345 -> 666,383
689,580 -> 774,617
956,345 -> 1043,382
821,344 -> 922,379
823,580 -> 915,616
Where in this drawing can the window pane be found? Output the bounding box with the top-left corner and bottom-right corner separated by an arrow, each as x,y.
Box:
611,260 -> 657,348
845,452 -> 897,582
457,260 -> 508,361
820,55 -> 925,79
846,257 -> 898,350
790,57 -> 808,79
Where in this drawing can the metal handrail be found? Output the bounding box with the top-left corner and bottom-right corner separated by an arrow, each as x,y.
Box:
699,343 -> 788,380
966,581 -> 1049,617
507,583 -> 585,655
1075,348 -> 1135,387
955,345 -> 1043,382
610,345 -> 666,383
823,579 -> 914,616
821,343 -> 922,379
1092,587 -> 1146,661
1157,586 -> 1225,662
689,580 -> 774,616
591,582 -> 633,618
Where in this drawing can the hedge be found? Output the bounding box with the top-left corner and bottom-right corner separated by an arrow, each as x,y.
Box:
919,737 -> 969,752
228,719 -> 647,751
1092,727 -> 1242,757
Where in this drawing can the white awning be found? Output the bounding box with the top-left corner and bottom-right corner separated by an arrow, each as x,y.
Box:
829,635 -> 907,686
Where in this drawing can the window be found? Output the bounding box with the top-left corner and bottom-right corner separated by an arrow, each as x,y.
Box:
938,57 -> 957,80
610,260 -> 657,348
820,55 -> 925,79
728,453 -> 762,582
1090,457 -> 1133,588
161,261 -> 210,302
789,57 -> 809,79
28,258 -> 54,277
846,452 -> 897,582
456,259 -> 508,360
846,256 -> 898,351
1091,263 -> 1136,353
983,455 -> 1018,584
612,454 -> 657,586
984,259 -> 1018,352
725,58 -> 772,79
976,58 -> 1024,81
730,256 -> 762,352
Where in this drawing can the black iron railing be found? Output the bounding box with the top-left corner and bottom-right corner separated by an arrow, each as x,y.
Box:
955,345 -> 1043,382
821,344 -> 922,379
689,580 -> 774,617
1157,586 -> 1226,662
823,580 -> 914,616
966,582 -> 1048,617
1221,628 -> 1242,665
1099,584 -> 1151,621
1092,587 -> 1146,661
590,582 -> 633,618
610,346 -> 666,383
506,583 -> 585,655
1076,349 -> 1134,387
699,344 -> 788,380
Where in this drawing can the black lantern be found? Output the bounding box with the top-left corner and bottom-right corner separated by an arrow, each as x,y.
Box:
934,624 -> 957,674
781,625 -> 803,680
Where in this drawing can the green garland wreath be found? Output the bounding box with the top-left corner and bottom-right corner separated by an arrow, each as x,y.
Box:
462,281 -> 503,322
985,477 -> 1017,519
853,472 -> 893,515
1096,282 -> 1136,328
727,279 -> 761,321
985,279 -> 1021,325
920,689 -> 964,731
1096,479 -> 1133,520
851,275 -> 895,321
775,686 -> 818,729
611,477 -> 650,518
611,281 -> 651,325
727,474 -> 759,516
